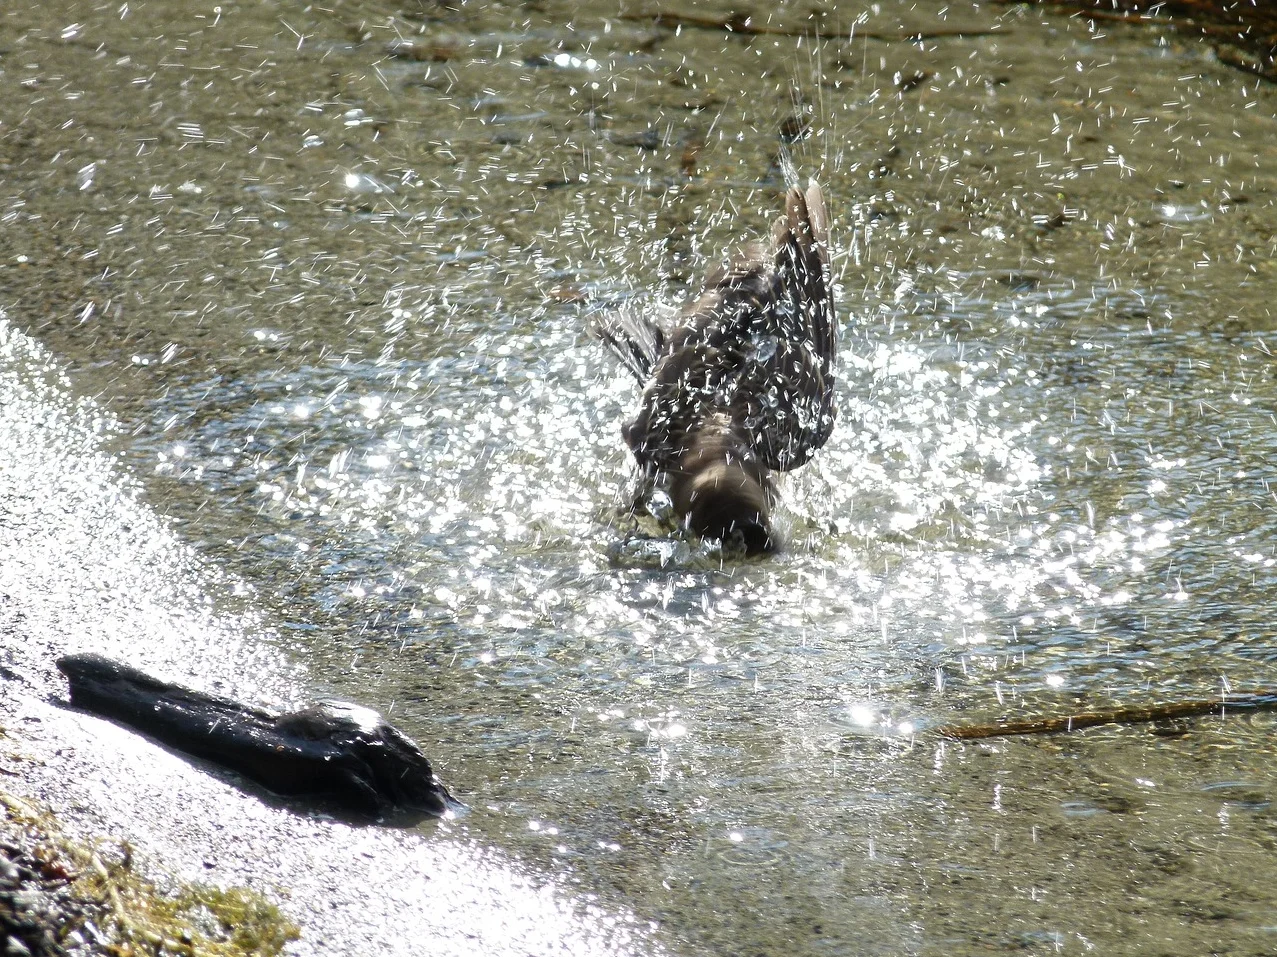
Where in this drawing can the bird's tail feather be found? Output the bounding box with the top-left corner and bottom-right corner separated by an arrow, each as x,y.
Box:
774,181 -> 836,374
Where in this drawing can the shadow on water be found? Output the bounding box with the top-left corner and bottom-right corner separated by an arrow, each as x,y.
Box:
4,0 -> 1277,954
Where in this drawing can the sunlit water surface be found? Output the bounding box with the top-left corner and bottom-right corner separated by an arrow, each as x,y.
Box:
4,0 -> 1277,954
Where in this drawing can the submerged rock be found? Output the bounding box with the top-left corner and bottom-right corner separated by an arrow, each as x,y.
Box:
56,653 -> 456,822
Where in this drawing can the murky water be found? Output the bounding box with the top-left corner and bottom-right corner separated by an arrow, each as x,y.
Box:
4,1 -> 1277,954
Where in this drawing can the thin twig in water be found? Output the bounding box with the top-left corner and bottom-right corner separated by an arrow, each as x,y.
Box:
619,11 -> 1002,42
937,693 -> 1277,740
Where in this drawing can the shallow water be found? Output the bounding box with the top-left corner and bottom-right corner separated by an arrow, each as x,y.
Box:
3,1 -> 1277,954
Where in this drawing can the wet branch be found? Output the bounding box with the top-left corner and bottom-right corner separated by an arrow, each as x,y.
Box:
618,11 -> 1002,42
937,693 -> 1277,740
998,1 -> 1277,82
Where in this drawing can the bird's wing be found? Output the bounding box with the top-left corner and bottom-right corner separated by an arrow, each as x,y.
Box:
679,241 -> 772,350
590,300 -> 669,383
603,183 -> 836,476
738,181 -> 838,472
614,249 -> 773,473
621,342 -> 731,474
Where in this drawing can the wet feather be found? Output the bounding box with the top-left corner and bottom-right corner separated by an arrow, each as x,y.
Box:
595,181 -> 838,553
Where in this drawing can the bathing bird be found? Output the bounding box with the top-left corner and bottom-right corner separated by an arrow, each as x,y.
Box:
595,178 -> 837,554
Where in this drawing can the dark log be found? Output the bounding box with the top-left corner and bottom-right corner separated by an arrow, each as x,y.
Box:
56,653 -> 456,821
937,693 -> 1277,740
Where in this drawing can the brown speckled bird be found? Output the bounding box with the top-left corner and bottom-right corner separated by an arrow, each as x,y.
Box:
595,180 -> 837,554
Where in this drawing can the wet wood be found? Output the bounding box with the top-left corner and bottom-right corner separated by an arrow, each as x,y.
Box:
57,653 -> 456,821
619,11 -> 1002,42
382,39 -> 459,62
1002,1 -> 1277,81
937,693 -> 1277,740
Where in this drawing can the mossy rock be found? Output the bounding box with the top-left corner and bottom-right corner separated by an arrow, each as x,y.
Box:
2,791 -> 299,957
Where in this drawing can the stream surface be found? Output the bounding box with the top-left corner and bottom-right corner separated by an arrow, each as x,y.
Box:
3,1 -> 1277,955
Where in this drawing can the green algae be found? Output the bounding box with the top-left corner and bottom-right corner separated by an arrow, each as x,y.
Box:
1,791 -> 299,957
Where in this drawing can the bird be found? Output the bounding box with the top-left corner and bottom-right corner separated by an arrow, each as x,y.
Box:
594,178 -> 837,554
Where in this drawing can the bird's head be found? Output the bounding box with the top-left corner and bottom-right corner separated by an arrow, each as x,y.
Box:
671,431 -> 775,555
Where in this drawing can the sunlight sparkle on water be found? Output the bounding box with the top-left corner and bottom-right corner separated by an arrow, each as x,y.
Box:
847,704 -> 878,727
